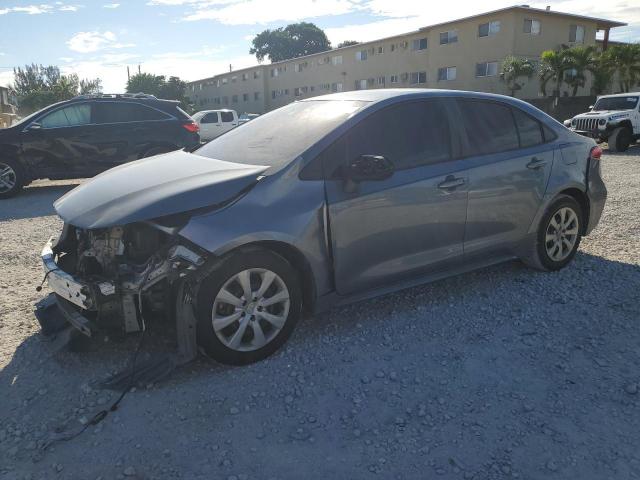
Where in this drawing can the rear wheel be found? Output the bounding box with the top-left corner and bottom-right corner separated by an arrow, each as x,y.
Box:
0,159 -> 25,199
523,195 -> 583,271
608,127 -> 632,153
196,248 -> 302,365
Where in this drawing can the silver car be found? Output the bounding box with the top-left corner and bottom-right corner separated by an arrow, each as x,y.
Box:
36,89 -> 606,368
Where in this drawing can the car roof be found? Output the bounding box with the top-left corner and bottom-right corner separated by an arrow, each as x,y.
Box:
301,88 -> 529,105
597,92 -> 640,98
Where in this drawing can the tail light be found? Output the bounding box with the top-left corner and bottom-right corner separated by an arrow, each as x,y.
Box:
590,145 -> 602,160
182,121 -> 199,133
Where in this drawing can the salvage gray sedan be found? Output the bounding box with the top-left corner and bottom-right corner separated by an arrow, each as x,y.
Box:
36,89 -> 606,366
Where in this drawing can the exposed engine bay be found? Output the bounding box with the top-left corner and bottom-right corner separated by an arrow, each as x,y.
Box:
36,221 -> 208,368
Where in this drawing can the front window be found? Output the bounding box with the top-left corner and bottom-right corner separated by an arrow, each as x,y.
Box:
39,104 -> 91,128
412,38 -> 428,50
196,100 -> 367,169
356,50 -> 367,61
476,61 -> 498,77
570,24 -> 585,43
479,20 -> 500,37
593,96 -> 639,111
437,67 -> 457,81
410,71 -> 427,84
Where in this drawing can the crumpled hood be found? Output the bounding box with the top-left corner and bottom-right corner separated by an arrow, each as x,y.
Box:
54,150 -> 268,229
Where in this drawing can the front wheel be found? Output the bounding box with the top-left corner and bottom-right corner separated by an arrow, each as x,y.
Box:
196,247 -> 302,365
0,159 -> 25,199
522,195 -> 583,271
608,127 -> 632,153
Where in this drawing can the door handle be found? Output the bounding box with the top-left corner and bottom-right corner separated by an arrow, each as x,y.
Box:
527,157 -> 547,169
437,177 -> 465,190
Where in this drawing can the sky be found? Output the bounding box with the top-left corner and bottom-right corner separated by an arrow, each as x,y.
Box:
0,0 -> 638,92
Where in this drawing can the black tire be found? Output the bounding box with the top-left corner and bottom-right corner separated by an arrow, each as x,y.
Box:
0,158 -> 25,199
142,145 -> 177,158
608,127 -> 631,153
522,194 -> 583,272
196,247 -> 302,365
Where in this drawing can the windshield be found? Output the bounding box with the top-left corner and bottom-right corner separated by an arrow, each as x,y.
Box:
196,100 -> 367,168
593,96 -> 639,111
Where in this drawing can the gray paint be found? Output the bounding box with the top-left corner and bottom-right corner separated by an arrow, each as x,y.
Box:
53,89 -> 606,312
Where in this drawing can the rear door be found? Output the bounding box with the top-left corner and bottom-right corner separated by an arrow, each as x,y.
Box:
220,111 -> 238,135
324,99 -> 469,295
199,112 -> 220,141
20,102 -> 96,177
90,101 -> 174,173
454,99 -> 555,258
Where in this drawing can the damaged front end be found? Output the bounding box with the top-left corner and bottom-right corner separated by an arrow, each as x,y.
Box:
36,220 -> 208,370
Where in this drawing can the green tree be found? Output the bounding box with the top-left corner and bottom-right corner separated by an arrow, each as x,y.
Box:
500,55 -> 535,97
126,72 -> 167,96
564,46 -> 597,96
12,64 -> 101,115
606,43 -> 640,92
337,40 -> 359,48
250,22 -> 331,62
539,49 -> 570,98
126,72 -> 193,112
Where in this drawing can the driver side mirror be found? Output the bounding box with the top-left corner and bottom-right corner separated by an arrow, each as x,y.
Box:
27,122 -> 42,131
346,154 -> 394,183
588,105 -> 594,111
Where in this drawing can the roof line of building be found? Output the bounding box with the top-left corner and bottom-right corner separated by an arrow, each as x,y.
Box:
186,4 -> 626,85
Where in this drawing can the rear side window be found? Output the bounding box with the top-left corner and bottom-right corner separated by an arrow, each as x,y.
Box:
201,112 -> 219,124
457,99 -> 519,155
94,102 -> 170,124
322,100 -> 451,177
220,111 -> 235,122
39,104 -> 91,128
512,108 -> 543,147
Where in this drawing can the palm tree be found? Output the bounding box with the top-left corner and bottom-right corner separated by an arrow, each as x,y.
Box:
500,56 -> 535,97
591,53 -> 615,95
564,46 -> 597,96
539,49 -> 570,98
606,43 -> 640,92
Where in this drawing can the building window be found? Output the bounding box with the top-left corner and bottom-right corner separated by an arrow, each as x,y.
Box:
331,82 -> 343,92
410,71 -> 427,84
254,71 -> 260,79
242,93 -> 249,101
412,38 -> 428,50
222,78 -> 228,84
214,97 -> 220,105
439,30 -> 458,45
524,19 -> 541,35
565,68 -> 578,79
242,73 -> 248,81
294,87 -> 301,97
390,74 -> 399,84
390,43 -> 396,52
437,67 -> 457,81
356,50 -> 368,61
270,68 -> 278,78
223,96 -> 229,105
569,24 -> 585,43
254,92 -> 260,100
332,55 -> 343,65
377,46 -> 384,54
377,76 -> 385,85
231,76 -> 237,83
476,61 -> 498,77
479,20 -> 500,37
355,79 -> 368,90
232,95 -> 238,103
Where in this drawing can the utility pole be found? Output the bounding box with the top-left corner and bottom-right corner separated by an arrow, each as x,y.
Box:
127,66 -> 130,81
138,64 -> 141,74
229,64 -> 232,72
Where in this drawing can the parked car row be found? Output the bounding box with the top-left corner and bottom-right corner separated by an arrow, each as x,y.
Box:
34,89 -> 606,371
191,109 -> 260,141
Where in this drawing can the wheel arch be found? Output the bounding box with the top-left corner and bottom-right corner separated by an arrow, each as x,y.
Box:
219,240 -> 317,315
557,187 -> 590,235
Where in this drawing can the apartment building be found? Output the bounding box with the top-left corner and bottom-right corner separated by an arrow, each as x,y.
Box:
186,5 -> 625,114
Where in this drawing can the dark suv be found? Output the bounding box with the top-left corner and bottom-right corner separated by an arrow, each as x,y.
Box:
0,93 -> 200,198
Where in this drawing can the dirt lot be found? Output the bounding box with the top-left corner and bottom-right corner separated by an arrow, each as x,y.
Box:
1,149 -> 639,480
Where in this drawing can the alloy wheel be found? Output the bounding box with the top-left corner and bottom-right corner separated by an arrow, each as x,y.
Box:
545,207 -> 580,262
0,162 -> 17,194
211,268 -> 290,352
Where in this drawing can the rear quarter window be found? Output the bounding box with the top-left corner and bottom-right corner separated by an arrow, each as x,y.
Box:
94,102 -> 170,124
220,111 -> 235,122
512,108 -> 544,147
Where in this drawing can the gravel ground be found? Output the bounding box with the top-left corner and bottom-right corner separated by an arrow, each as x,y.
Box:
1,150 -> 639,480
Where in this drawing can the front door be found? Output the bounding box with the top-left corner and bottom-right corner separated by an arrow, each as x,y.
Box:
20,102 -> 97,178
453,99 -> 554,258
324,99 -> 469,295
199,112 -> 220,141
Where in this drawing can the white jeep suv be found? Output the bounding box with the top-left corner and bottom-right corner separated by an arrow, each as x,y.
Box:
564,93 -> 639,152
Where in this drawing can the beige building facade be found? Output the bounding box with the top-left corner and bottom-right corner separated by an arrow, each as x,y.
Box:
186,6 -> 625,114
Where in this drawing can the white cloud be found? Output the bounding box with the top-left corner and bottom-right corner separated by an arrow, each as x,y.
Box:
9,5 -> 54,14
103,3 -> 120,8
59,5 -> 80,11
67,31 -> 135,53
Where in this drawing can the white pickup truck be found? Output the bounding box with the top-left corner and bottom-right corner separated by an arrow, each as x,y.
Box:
192,109 -> 238,141
564,93 -> 640,152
